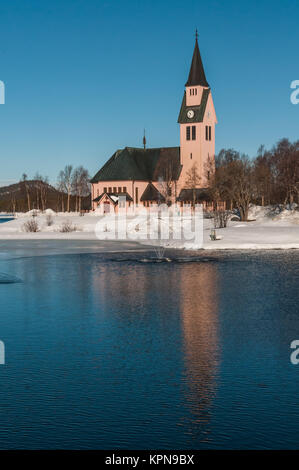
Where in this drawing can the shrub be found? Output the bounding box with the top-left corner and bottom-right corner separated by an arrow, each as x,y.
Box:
22,218 -> 39,232
46,214 -> 54,226
214,210 -> 230,229
60,221 -> 77,232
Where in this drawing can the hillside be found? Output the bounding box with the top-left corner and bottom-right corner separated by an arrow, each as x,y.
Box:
0,180 -> 91,212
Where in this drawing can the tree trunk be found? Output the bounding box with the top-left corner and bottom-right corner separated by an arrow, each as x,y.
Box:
239,205 -> 249,221
26,190 -> 31,211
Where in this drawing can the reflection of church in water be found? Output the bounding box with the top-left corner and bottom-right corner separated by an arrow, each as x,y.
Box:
91,259 -> 219,436
179,263 -> 219,433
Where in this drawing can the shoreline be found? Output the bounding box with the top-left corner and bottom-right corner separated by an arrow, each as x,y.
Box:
0,237 -> 299,253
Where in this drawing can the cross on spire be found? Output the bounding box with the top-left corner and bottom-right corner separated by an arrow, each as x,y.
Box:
195,28 -> 198,41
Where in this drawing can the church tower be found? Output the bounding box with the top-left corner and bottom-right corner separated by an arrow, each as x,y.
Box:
178,32 -> 217,189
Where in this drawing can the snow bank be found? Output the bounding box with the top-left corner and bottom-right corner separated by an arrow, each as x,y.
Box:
248,204 -> 299,224
0,205 -> 298,250
44,208 -> 56,216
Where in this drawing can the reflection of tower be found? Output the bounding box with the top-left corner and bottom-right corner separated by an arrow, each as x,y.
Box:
179,263 -> 219,439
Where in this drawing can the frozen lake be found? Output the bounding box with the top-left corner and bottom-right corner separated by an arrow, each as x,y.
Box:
0,241 -> 299,449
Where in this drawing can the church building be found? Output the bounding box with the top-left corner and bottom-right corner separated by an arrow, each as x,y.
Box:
91,33 -> 218,213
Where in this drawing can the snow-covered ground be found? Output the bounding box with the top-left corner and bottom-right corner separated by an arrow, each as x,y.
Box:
0,205 -> 298,250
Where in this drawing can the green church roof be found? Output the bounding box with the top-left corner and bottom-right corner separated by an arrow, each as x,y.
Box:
177,188 -> 212,202
91,147 -> 181,183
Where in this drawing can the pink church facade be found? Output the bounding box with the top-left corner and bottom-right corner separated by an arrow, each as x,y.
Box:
91,34 -> 223,213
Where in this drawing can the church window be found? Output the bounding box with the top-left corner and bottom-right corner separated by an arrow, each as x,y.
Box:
190,153 -> 192,159
108,187 -> 112,193
113,187 -> 117,193
186,126 -> 191,141
123,186 -> 127,193
104,187 -> 107,193
206,126 -> 212,141
135,187 -> 139,205
192,126 -> 196,140
118,187 -> 121,192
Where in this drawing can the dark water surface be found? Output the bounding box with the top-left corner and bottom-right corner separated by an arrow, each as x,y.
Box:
0,218 -> 14,224
0,245 -> 298,449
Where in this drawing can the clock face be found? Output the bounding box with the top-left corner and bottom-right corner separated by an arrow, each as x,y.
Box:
187,109 -> 194,119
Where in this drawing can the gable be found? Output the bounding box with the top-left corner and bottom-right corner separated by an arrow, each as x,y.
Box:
203,92 -> 217,124
177,88 -> 210,124
140,183 -> 166,202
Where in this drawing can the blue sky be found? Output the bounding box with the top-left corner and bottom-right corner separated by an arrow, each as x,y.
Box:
0,0 -> 298,185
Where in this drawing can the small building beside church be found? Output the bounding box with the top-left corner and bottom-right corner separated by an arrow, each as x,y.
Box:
91,34 -> 221,213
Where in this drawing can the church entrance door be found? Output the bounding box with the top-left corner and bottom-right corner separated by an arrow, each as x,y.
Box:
103,201 -> 110,214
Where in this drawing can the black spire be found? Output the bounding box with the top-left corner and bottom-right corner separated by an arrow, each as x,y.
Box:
185,31 -> 209,88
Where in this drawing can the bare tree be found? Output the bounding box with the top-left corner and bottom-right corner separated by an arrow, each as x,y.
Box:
72,166 -> 90,212
185,163 -> 202,208
34,173 -> 49,212
271,139 -> 299,204
155,153 -> 178,205
58,165 -> 73,212
40,176 -> 49,211
21,173 -> 31,212
253,146 -> 274,206
10,194 -> 16,213
57,172 -> 65,212
208,150 -> 255,221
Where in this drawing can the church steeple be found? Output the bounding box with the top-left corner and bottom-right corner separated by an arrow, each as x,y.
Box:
178,31 -> 217,192
185,30 -> 209,88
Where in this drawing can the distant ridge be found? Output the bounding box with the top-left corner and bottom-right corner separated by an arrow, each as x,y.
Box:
0,180 -> 91,212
